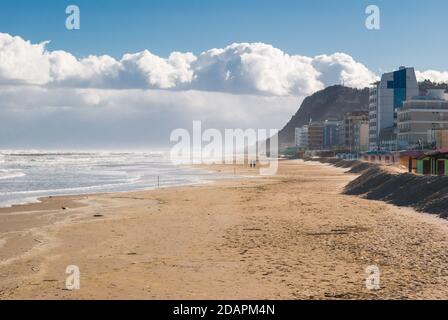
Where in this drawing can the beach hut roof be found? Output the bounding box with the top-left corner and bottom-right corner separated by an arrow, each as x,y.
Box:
417,148 -> 448,160
399,150 -> 425,158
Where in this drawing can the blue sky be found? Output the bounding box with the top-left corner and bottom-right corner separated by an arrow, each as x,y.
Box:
0,0 -> 447,73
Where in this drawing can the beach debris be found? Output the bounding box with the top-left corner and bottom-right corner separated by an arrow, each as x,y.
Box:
127,252 -> 138,255
93,214 -> 104,217
61,207 -> 67,210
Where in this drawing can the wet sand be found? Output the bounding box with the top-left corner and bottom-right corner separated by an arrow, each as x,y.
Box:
1,160 -> 448,299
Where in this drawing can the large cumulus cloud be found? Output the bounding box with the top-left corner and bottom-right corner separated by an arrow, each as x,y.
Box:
0,33 -> 51,85
0,32 -> 381,96
312,53 -> 378,89
2,32 -> 446,97
191,43 -> 323,96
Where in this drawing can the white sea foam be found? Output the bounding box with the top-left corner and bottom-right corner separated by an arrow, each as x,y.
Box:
0,170 -> 26,180
0,151 -> 231,208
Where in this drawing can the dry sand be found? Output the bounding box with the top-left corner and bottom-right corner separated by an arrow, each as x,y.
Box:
1,160 -> 448,300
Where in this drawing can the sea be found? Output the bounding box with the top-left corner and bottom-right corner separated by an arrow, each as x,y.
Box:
0,151 -> 228,208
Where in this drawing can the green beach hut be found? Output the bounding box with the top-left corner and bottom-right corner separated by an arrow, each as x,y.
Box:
416,149 -> 448,176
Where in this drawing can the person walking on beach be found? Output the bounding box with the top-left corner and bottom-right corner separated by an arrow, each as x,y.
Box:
249,160 -> 256,168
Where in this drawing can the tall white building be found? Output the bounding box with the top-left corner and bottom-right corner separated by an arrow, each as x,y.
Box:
369,67 -> 419,150
295,126 -> 309,149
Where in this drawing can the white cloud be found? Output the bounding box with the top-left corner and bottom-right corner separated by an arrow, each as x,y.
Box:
0,33 -> 51,85
49,51 -> 120,87
120,50 -> 196,89
192,42 -> 323,96
1,32 -> 447,97
312,53 -> 378,88
416,70 -> 448,84
0,32 -> 382,96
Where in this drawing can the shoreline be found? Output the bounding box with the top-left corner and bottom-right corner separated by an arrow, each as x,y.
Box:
2,160 -> 448,299
0,163 -> 243,213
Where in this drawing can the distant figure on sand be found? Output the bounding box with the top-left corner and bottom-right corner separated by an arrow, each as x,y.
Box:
249,160 -> 256,168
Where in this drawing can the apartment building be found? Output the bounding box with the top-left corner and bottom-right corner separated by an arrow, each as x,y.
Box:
308,122 -> 325,150
323,119 -> 342,150
397,90 -> 448,149
369,67 -> 419,150
294,125 -> 309,149
344,111 -> 369,152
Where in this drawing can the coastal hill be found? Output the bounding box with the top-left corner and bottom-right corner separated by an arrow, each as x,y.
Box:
277,85 -> 369,147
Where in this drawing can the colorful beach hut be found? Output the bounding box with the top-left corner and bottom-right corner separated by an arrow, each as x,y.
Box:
416,149 -> 448,176
360,150 -> 399,164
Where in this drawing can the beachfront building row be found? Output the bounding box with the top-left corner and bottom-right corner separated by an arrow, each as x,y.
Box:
369,66 -> 448,151
294,112 -> 369,152
295,121 -> 331,150
295,122 -> 327,150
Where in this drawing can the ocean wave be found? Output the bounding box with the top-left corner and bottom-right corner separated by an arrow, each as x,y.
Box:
0,175 -> 142,196
0,151 -> 224,209
0,170 -> 26,180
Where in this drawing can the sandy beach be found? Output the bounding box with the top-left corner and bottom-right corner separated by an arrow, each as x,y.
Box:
1,160 -> 448,300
